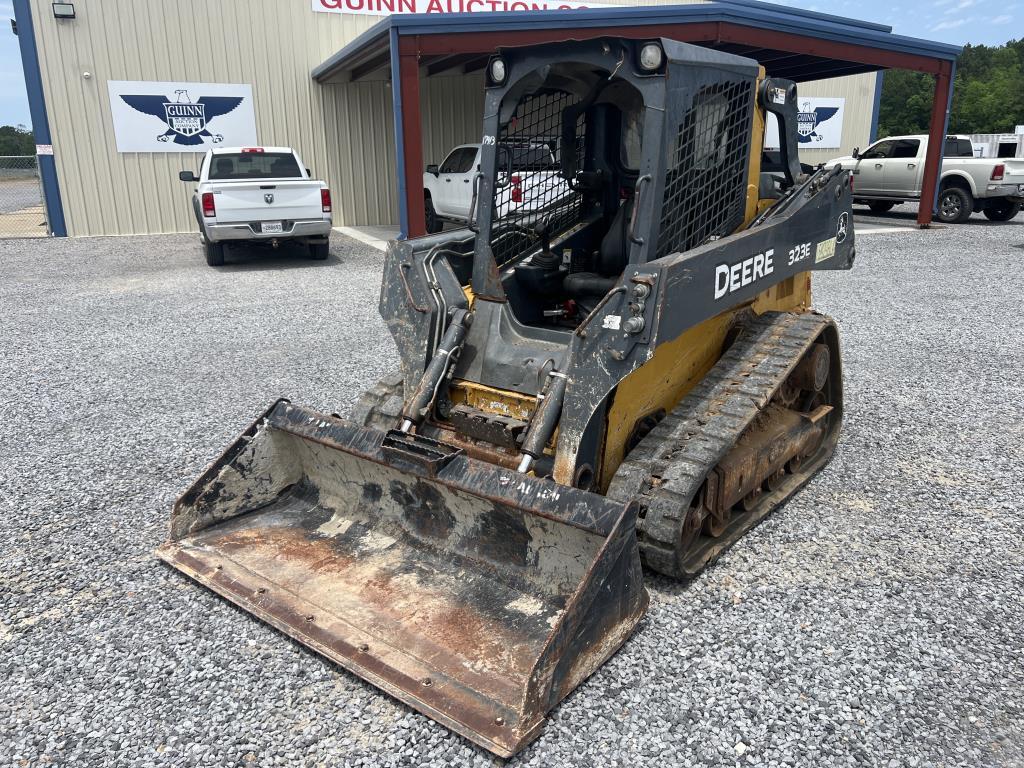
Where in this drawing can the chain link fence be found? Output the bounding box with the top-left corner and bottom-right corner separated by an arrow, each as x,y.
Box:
0,156 -> 48,238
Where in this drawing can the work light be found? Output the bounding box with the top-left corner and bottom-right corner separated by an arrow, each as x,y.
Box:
489,58 -> 507,85
639,43 -> 663,71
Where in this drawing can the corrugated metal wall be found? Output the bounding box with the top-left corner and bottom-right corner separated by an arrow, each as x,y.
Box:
321,81 -> 398,227
29,0 -> 382,236
421,73 -> 487,172
318,73 -> 486,227
29,0 -> 879,235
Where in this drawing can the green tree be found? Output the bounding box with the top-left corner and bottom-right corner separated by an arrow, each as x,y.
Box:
878,70 -> 934,136
0,124 -> 35,155
878,39 -> 1024,137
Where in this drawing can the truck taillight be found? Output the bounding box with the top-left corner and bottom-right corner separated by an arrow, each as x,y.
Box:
241,147 -> 265,153
510,175 -> 522,204
201,192 -> 216,218
321,188 -> 332,213
991,164 -> 1005,181
849,170 -> 855,192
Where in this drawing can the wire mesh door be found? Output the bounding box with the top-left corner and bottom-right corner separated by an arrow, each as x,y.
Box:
655,80 -> 754,259
0,156 -> 48,238
491,90 -> 586,268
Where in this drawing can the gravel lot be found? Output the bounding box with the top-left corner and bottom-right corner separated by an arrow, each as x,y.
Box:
2,220 -> 1023,767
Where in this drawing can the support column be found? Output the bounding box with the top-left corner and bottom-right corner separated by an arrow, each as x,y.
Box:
13,0 -> 67,236
917,61 -> 954,227
396,35 -> 425,239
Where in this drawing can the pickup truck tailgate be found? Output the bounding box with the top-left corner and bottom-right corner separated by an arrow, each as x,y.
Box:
213,180 -> 323,222
1003,160 -> 1024,189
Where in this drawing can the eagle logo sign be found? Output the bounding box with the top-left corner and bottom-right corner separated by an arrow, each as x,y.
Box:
120,89 -> 244,146
796,102 -> 841,144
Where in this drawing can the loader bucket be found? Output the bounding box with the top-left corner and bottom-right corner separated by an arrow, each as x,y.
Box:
156,400 -> 648,757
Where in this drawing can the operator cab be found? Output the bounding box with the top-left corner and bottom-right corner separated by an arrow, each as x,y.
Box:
477,65 -> 646,329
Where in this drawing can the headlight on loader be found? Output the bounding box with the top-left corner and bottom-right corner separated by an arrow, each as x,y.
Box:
489,57 -> 507,85
639,42 -> 664,71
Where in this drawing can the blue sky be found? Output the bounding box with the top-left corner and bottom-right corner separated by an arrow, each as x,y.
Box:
0,0 -> 1019,128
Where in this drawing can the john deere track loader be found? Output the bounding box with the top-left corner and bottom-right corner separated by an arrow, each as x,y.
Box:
157,38 -> 855,757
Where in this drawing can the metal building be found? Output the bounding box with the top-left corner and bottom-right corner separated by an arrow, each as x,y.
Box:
970,133 -> 1024,158
12,0 -> 957,237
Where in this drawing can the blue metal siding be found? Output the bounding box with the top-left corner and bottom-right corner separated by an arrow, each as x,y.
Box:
389,26 -> 409,239
870,71 -> 884,143
12,0 -> 67,237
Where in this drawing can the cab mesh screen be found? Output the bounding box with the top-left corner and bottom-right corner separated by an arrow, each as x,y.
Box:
492,89 -> 585,268
655,79 -> 754,259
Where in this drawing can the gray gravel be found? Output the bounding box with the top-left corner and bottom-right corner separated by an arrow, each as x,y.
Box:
2,221 -> 1023,767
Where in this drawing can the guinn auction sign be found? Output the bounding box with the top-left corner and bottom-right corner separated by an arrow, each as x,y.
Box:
313,0 -> 604,15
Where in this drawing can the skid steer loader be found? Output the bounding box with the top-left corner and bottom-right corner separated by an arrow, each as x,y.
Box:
157,37 -> 855,757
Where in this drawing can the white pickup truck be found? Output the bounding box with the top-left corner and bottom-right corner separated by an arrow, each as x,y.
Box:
179,146 -> 332,266
827,135 -> 1024,223
422,142 -> 571,233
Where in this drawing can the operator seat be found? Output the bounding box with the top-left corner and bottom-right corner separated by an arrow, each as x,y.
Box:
564,197 -> 632,300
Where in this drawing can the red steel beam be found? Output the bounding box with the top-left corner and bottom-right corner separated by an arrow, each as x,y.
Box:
398,36 -> 426,238
411,22 -> 946,75
412,23 -> 717,56
917,60 -> 954,227
712,26 -> 945,75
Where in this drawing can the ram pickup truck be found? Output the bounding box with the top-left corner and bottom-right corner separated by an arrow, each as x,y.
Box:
179,146 -> 332,266
827,135 -> 1024,223
422,142 -> 571,233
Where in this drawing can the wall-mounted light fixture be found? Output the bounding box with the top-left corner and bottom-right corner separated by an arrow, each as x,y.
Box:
52,3 -> 76,19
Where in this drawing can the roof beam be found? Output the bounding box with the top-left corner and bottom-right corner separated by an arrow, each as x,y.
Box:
350,52 -> 391,82
425,53 -> 480,77
773,59 -> 877,79
462,57 -> 489,74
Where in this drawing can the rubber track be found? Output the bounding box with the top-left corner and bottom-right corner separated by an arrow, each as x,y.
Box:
348,371 -> 405,430
607,310 -> 834,579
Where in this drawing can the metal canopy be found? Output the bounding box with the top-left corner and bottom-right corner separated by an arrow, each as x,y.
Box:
312,0 -> 961,84
311,0 -> 961,233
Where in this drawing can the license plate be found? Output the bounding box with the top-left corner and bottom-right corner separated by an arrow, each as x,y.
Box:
262,221 -> 283,234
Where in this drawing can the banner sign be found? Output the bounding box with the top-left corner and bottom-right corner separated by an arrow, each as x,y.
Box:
108,81 -> 257,153
765,97 -> 845,151
313,0 -> 610,15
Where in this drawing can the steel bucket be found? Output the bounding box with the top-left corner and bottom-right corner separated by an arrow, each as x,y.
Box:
156,400 -> 648,757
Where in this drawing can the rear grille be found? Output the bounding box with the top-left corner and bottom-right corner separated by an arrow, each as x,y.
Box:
656,79 -> 754,259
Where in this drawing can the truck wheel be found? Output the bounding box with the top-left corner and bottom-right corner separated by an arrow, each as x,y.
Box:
983,200 -> 1021,222
937,187 -> 973,224
309,242 -> 330,260
424,195 -> 441,234
204,241 -> 225,266
867,201 -> 895,214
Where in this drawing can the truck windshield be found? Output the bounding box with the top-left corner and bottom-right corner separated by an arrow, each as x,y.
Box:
209,152 -> 303,180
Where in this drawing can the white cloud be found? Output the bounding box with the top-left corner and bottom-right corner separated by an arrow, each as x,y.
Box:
991,13 -> 1012,22
930,17 -> 968,30
944,0 -> 976,13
